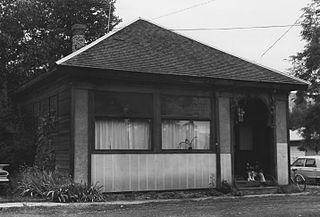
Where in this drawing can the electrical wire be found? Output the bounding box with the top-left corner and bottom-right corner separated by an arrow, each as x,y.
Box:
170,24 -> 301,31
151,0 -> 217,20
260,13 -> 306,58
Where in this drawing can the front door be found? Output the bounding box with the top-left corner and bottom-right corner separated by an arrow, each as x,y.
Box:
233,98 -> 275,180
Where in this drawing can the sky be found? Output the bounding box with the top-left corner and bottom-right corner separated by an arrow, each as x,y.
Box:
115,0 -> 311,74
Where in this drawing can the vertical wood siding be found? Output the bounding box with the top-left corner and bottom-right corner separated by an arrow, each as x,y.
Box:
17,81 -> 72,173
92,154 -> 216,192
53,88 -> 71,172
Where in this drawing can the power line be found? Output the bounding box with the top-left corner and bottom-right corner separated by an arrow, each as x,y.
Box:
171,24 -> 301,31
151,0 -> 217,20
260,13 -> 305,58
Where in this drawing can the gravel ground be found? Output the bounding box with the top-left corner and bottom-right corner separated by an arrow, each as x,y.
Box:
1,194 -> 320,217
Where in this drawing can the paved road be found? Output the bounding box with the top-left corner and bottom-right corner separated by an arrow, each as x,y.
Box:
2,195 -> 320,217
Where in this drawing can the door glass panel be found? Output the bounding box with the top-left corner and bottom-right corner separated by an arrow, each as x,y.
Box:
305,159 -> 316,167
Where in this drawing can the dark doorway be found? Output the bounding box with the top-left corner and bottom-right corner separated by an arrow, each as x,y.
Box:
234,98 -> 275,180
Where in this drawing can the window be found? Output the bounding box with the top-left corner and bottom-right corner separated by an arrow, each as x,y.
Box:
94,91 -> 153,150
161,95 -> 211,150
49,95 -> 58,114
292,158 -> 305,167
162,120 -> 210,150
161,95 -> 211,118
40,98 -> 49,115
95,119 -> 151,150
305,159 -> 316,167
33,102 -> 40,117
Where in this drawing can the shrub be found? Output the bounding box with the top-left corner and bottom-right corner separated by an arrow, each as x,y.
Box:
277,184 -> 304,194
47,182 -> 104,203
34,112 -> 57,171
16,166 -> 104,202
217,180 -> 243,196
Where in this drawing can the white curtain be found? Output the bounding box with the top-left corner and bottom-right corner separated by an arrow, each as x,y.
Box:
162,120 -> 210,149
95,119 -> 150,149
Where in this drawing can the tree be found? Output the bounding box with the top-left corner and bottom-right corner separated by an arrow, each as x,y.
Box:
290,0 -> 320,152
1,0 -> 121,89
0,0 -> 121,170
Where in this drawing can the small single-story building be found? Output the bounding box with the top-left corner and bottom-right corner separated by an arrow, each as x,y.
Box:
290,129 -> 320,162
14,19 -> 308,192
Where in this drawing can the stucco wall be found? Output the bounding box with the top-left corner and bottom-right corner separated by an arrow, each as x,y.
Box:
275,99 -> 289,185
218,97 -> 232,183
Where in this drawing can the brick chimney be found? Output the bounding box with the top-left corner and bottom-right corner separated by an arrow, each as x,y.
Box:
71,24 -> 86,52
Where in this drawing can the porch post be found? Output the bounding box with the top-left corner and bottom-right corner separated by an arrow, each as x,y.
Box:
218,96 -> 232,184
275,96 -> 289,185
73,89 -> 89,183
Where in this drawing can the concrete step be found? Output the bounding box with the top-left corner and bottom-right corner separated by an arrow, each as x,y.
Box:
235,179 -> 278,195
237,186 -> 279,195
236,179 -> 276,187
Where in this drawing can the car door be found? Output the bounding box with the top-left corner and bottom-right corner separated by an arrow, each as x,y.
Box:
315,159 -> 320,179
291,158 -> 306,176
303,158 -> 317,179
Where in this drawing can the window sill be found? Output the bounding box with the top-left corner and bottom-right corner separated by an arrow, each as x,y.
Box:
91,150 -> 215,154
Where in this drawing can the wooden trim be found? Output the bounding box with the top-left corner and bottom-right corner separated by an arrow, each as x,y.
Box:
230,97 -> 235,186
273,96 -> 278,181
101,187 -> 217,194
286,93 -> 291,183
153,88 -> 161,152
210,90 -> 215,152
74,79 -> 213,96
160,93 -> 211,98
65,66 -> 308,91
70,85 -> 75,178
95,115 -> 153,119
160,116 -> 211,121
91,150 -> 215,154
88,90 -> 95,185
215,92 -> 221,188
159,88 -> 211,96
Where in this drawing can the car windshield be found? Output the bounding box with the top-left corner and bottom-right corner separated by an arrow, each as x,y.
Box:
292,158 -> 305,167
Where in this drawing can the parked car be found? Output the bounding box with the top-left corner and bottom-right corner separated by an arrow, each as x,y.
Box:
291,156 -> 320,181
0,164 -> 9,183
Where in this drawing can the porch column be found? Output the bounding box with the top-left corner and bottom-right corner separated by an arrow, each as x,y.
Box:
275,98 -> 289,185
73,89 -> 89,183
218,97 -> 232,183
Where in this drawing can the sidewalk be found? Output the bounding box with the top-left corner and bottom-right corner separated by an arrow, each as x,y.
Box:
0,192 -> 310,209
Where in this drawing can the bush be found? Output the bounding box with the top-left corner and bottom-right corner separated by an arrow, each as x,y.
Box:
16,166 -> 104,202
47,182 -> 104,203
277,184 -> 304,194
217,180 -> 243,196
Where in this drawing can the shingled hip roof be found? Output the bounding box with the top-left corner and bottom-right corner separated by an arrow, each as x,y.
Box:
57,19 -> 308,87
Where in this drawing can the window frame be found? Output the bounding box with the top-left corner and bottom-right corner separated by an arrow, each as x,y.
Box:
90,88 -> 216,154
94,117 -> 153,151
160,93 -> 214,153
92,90 -> 154,153
160,118 -> 212,152
305,158 -> 316,167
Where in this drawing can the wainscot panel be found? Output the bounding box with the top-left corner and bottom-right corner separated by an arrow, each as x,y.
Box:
91,154 -> 216,192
